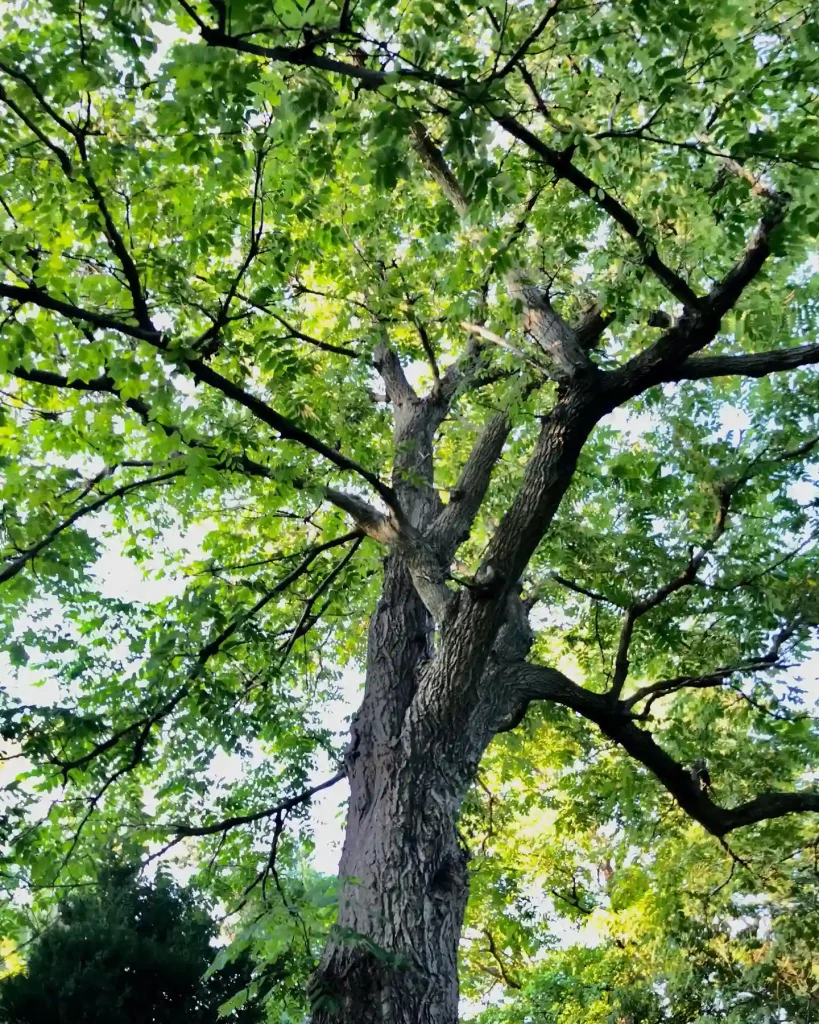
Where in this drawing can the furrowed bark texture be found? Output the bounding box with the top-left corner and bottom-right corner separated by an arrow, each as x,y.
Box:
311,381 -> 605,1023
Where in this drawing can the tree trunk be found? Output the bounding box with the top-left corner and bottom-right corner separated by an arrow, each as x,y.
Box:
312,746 -> 468,1024
310,557 -> 471,1024
308,387 -> 603,1020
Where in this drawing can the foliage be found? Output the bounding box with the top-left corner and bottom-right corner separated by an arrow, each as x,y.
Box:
0,0 -> 818,1016
0,865 -> 262,1022
461,703 -> 819,1020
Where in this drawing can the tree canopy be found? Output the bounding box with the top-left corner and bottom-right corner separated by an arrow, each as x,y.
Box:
0,0 -> 818,1019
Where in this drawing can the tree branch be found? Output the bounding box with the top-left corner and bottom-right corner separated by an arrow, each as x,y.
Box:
0,283 -> 397,506
372,341 -> 418,406
486,0 -> 563,82
608,483 -> 731,697
0,468 -> 184,585
409,122 -> 470,217
613,191 -> 791,390
167,771 -> 346,838
664,341 -> 819,382
0,82 -> 73,176
492,112 -> 702,309
7,362 -> 278,483
430,411 -> 513,560
505,274 -> 594,381
706,193 -> 789,318
510,661 -> 819,835
278,538 -> 363,661
52,532 -> 360,775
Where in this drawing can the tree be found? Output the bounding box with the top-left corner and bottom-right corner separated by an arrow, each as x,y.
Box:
0,866 -> 262,1022
0,0 -> 818,1020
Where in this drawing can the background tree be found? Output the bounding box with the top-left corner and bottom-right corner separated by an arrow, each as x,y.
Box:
0,0 -> 818,1021
0,865 -> 262,1023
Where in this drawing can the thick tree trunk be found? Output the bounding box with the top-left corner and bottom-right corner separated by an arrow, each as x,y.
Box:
311,558 -> 471,1024
309,387 -> 604,1021
313,747 -> 468,1023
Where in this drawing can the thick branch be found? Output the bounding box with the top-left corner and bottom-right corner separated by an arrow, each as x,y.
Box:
505,274 -> 594,381
322,487 -> 395,541
477,388 -> 603,595
614,192 -> 791,390
707,194 -> 789,318
430,411 -> 512,560
602,712 -> 819,835
574,303 -> 615,351
373,341 -> 418,407
665,342 -> 819,382
460,321 -> 540,371
511,662 -> 819,835
410,122 -> 470,217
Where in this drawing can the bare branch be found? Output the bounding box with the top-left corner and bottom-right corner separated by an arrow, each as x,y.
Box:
430,411 -> 513,560
410,122 -> 470,217
460,321 -> 540,370
167,771 -> 345,838
665,341 -> 819,382
372,341 -> 419,406
505,274 -> 594,381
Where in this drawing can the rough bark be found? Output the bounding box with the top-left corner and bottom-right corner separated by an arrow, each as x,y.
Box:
311,557 -> 468,1024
